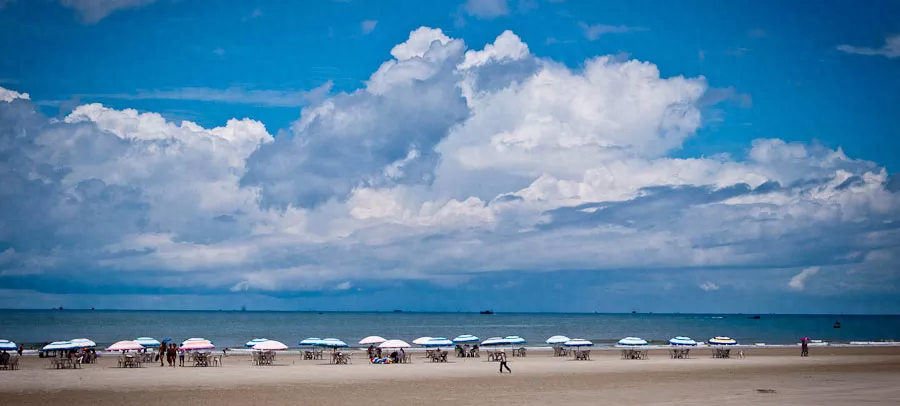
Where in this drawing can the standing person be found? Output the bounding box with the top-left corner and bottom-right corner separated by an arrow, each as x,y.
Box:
167,344 -> 177,367
159,342 -> 166,366
498,349 -> 511,373
16,344 -> 23,356
801,338 -> 809,357
178,347 -> 185,366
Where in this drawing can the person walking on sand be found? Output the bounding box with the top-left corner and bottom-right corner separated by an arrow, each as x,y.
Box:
159,342 -> 166,366
17,344 -> 23,357
498,349 -> 511,373
801,338 -> 809,357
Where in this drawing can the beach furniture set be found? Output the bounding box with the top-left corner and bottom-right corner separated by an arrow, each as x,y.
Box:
0,356 -> 19,370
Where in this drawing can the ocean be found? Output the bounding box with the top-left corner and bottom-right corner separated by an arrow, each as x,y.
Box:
1,310 -> 898,348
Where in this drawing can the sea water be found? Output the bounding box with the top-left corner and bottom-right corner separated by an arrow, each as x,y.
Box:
1,310 -> 898,348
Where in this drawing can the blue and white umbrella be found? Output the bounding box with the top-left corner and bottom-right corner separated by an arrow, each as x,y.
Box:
546,335 -> 570,345
299,338 -> 324,347
245,338 -> 269,348
617,337 -> 649,346
0,339 -> 17,351
422,337 -> 454,348
135,337 -> 161,347
42,341 -> 77,351
669,336 -> 697,346
503,336 -> 526,345
708,336 -> 737,345
452,334 -> 479,344
182,337 -> 210,346
563,339 -> 593,347
317,338 -> 348,348
481,337 -> 505,346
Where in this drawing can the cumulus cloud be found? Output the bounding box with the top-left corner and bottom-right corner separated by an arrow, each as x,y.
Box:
0,87 -> 29,102
60,0 -> 158,24
1,27 -> 898,304
837,35 -> 900,58
788,267 -> 820,291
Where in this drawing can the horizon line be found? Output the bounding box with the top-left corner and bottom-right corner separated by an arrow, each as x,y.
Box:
0,308 -> 896,316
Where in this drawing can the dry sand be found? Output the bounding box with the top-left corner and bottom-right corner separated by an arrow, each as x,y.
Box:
3,347 -> 900,405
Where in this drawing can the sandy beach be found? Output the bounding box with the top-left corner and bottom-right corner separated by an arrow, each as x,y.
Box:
2,346 -> 899,405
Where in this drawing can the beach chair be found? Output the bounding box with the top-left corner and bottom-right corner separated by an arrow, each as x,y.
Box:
8,356 -> 18,370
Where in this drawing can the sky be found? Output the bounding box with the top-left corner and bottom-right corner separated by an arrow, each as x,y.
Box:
0,0 -> 899,313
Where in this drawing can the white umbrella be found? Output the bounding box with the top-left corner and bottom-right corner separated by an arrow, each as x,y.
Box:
358,336 -> 387,346
563,339 -> 593,347
546,335 -> 570,345
378,339 -> 411,349
252,340 -> 288,351
0,339 -> 17,351
412,337 -> 433,345
245,338 -> 269,348
452,334 -> 479,344
106,340 -> 144,352
182,337 -> 208,346
617,337 -> 649,346
70,338 -> 96,348
317,338 -> 348,348
422,337 -> 454,348
481,337 -> 505,346
669,336 -> 697,346
42,341 -> 76,351
708,336 -> 737,345
299,338 -> 323,346
135,337 -> 161,347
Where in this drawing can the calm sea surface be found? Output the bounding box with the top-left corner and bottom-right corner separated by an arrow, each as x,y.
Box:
1,310 -> 898,348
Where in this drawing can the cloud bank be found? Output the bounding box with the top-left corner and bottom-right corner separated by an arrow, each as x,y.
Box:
1,27 -> 898,309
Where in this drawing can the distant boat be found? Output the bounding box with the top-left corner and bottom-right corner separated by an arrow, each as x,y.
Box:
631,310 -> 636,314
748,316 -> 761,319
834,321 -> 841,328
393,310 -> 403,313
480,310 -> 494,315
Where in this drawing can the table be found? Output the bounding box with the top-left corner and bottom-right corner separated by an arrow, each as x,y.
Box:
669,348 -> 691,359
711,348 -> 731,359
620,349 -> 649,360
573,350 -> 591,360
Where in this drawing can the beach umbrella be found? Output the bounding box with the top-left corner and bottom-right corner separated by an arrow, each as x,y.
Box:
481,337 -> 505,346
317,338 -> 348,348
0,339 -> 16,351
452,334 -> 479,344
617,337 -> 649,346
181,340 -> 215,351
422,337 -> 454,348
106,340 -> 144,352
42,341 -> 77,351
162,338 -> 172,343
546,335 -> 570,345
299,338 -> 324,346
412,337 -> 433,346
358,336 -> 387,346
503,336 -> 526,345
181,337 -> 209,346
708,336 -> 737,345
668,336 -> 698,346
245,338 -> 269,348
70,338 -> 96,348
563,339 -> 593,347
378,339 -> 411,349
135,337 -> 161,347
252,340 -> 288,351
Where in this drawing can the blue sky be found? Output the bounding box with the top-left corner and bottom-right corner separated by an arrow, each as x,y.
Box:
0,0 -> 898,313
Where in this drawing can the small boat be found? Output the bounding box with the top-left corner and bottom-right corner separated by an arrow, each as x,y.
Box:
747,316 -> 761,319
480,310 -> 494,315
833,321 -> 841,328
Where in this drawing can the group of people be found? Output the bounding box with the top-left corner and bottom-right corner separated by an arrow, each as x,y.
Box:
367,345 -> 406,364
158,343 -> 184,367
455,344 -> 480,358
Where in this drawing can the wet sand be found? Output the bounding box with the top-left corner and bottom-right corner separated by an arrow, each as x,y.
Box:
3,347 -> 900,405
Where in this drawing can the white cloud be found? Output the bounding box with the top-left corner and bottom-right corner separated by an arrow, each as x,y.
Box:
579,22 -> 648,41
0,87 -> 29,102
361,20 -> 378,35
837,35 -> 900,58
60,0 -> 158,24
700,281 -> 719,291
463,0 -> 510,18
1,27 -> 898,299
788,267 -> 820,291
